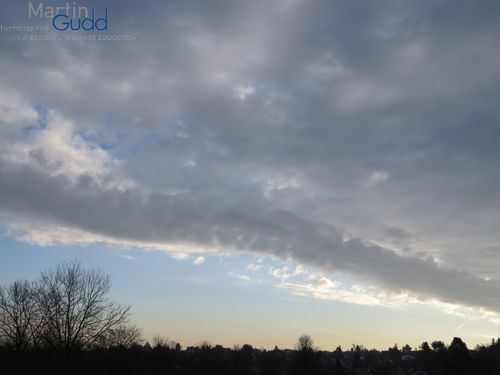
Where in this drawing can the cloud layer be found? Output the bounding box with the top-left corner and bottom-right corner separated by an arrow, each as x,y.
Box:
2,0 -> 500,313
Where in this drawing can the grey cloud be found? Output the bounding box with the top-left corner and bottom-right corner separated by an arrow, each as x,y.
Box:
1,160 -> 500,312
382,227 -> 413,242
2,1 -> 500,310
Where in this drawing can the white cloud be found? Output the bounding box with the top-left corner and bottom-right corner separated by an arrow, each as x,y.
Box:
229,272 -> 252,282
193,256 -> 206,265
247,263 -> 263,272
170,252 -> 190,261
0,110 -> 133,191
268,266 -> 291,280
278,280 -> 387,306
232,85 -> 255,100
262,176 -> 300,199
293,264 -> 305,276
0,89 -> 37,127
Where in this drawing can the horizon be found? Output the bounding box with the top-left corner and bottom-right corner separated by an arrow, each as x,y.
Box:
1,0 -> 500,353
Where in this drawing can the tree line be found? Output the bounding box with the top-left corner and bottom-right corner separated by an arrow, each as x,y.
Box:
2,262 -> 500,374
0,261 -> 139,373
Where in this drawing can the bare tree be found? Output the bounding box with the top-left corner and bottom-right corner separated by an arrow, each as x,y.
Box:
98,324 -> 143,348
152,335 -> 168,348
152,335 -> 179,349
296,335 -> 314,352
37,261 -> 130,352
0,280 -> 44,351
294,335 -> 319,375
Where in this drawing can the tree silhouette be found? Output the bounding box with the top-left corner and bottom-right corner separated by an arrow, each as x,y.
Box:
448,337 -> 469,375
351,345 -> 363,371
37,261 -> 130,353
431,340 -> 446,352
3,265 -> 500,375
420,341 -> 431,352
416,341 -> 433,373
0,280 -> 44,352
293,335 -> 319,375
387,343 -> 401,362
296,335 -> 314,352
99,323 -> 143,348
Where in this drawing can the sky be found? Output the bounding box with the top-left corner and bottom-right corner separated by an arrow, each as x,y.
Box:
1,0 -> 500,350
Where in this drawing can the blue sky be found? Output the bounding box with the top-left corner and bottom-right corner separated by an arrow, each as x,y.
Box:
1,236 -> 497,349
1,0 -> 500,350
